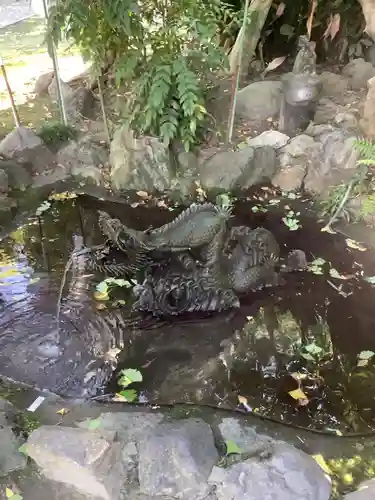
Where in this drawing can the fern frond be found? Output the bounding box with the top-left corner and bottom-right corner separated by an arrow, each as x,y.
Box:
354,138 -> 375,160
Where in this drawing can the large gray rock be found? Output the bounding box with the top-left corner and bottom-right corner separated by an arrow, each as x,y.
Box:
77,412 -> 164,441
314,97 -> 348,125
272,134 -> 318,192
199,145 -> 277,191
247,130 -> 290,150
319,71 -> 349,99
344,479 -> 375,499
342,58 -> 375,90
360,75 -> 375,139
0,158 -> 32,190
27,426 -> 124,500
110,125 -> 173,193
208,441 -> 331,500
0,426 -> 27,476
0,127 -> 55,174
48,78 -> 95,121
138,419 -> 218,499
56,140 -> 107,185
33,71 -> 54,97
304,129 -> 359,195
236,81 -> 283,121
217,417 -> 275,456
0,169 -> 8,193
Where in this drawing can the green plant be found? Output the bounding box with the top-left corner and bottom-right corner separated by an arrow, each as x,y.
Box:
49,0 -> 232,150
322,138 -> 375,230
282,210 -> 301,231
37,122 -> 77,146
116,368 -> 143,402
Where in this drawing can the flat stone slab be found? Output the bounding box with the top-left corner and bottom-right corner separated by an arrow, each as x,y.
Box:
138,418 -> 218,499
27,426 -> 124,500
0,426 -> 27,476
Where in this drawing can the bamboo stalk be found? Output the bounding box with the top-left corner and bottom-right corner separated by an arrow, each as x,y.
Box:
0,58 -> 21,128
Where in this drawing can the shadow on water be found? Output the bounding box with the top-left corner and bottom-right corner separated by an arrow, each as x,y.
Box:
2,188 -> 375,435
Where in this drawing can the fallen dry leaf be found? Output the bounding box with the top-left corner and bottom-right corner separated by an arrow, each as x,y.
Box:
321,225 -> 337,234
136,190 -> 150,199
323,13 -> 341,41
262,56 -> 287,76
345,238 -> 367,252
276,2 -> 285,17
288,387 -> 309,401
57,408 -> 70,416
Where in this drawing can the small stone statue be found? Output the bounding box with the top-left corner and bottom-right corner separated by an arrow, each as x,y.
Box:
278,35 -> 322,135
292,35 -> 317,75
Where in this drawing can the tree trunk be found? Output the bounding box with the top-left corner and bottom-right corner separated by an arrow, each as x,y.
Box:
228,0 -> 273,80
358,0 -> 375,41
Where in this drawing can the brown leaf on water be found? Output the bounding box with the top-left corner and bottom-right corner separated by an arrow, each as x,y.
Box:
345,238 -> 367,252
323,13 -> 341,41
288,388 -> 309,406
57,408 -> 70,415
306,0 -> 318,40
276,2 -> 285,17
136,190 -> 150,199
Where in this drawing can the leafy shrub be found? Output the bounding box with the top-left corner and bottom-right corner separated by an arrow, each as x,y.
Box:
48,0 -> 233,150
38,122 -> 77,146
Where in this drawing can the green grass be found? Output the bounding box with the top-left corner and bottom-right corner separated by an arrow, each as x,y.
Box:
0,17 -> 79,68
0,96 -> 59,138
0,17 -> 83,137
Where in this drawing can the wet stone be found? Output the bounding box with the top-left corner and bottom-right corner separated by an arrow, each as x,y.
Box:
208,442 -> 331,500
26,426 -> 124,500
0,426 -> 27,476
343,479 -> 375,499
78,412 -> 164,441
138,418 -> 218,499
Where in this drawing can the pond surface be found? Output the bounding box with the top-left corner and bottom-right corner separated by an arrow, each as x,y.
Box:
2,189 -> 375,436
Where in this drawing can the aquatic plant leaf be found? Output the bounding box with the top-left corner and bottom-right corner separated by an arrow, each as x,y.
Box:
357,359 -> 369,368
364,276 -> 375,284
358,350 -> 375,360
288,388 -> 308,400
5,488 -> 22,499
118,369 -> 143,388
93,291 -> 110,301
225,440 -> 242,455
300,353 -> 315,361
118,389 -> 137,402
311,258 -> 326,266
96,281 -> 109,293
312,454 -> 333,474
18,444 -> 29,456
87,417 -> 101,430
305,343 -> 323,354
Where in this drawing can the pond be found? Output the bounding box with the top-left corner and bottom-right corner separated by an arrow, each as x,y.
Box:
1,187 -> 375,437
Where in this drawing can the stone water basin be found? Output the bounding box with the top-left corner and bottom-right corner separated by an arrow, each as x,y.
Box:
1,189 -> 375,436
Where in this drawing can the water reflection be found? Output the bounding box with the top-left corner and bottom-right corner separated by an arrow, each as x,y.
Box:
1,195 -> 375,434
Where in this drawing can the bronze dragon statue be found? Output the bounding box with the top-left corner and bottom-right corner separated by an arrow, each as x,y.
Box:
84,202 -> 306,317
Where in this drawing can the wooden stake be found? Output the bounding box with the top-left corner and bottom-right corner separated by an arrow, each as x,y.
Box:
0,58 -> 21,128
